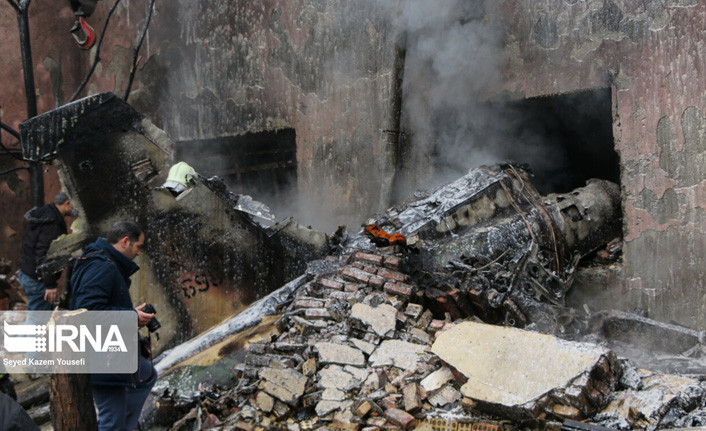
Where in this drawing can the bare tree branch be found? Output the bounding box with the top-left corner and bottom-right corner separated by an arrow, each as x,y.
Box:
69,0 -> 122,102
123,0 -> 156,101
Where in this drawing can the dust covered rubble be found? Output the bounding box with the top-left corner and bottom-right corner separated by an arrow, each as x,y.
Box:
146,249 -> 706,431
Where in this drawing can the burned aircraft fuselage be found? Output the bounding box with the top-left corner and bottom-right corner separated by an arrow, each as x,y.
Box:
20,93 -> 329,352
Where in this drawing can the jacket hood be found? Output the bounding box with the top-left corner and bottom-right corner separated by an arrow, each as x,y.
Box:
24,204 -> 60,225
85,237 -> 140,278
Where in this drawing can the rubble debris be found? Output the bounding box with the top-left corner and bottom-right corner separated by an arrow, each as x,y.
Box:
315,342 -> 366,366
258,367 -> 308,405
594,364 -> 706,430
432,321 -> 618,421
144,247 -> 633,430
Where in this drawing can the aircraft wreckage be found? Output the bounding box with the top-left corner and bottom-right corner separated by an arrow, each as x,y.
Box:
19,92 -> 706,430
19,92 -> 329,353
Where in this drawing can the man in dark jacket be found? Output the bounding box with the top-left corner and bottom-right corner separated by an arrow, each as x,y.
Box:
18,191 -> 76,310
70,220 -> 156,431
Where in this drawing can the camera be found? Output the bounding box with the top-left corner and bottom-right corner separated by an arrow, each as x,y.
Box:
141,303 -> 161,333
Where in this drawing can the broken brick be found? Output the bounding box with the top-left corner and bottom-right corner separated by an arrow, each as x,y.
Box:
553,404 -> 583,420
461,397 -> 476,409
331,419 -> 361,431
434,296 -> 461,321
341,267 -> 372,284
354,251 -> 385,266
369,276 -> 386,289
384,408 -> 415,429
329,290 -> 356,301
402,383 -> 421,412
366,418 -> 387,427
319,278 -> 344,290
380,394 -> 400,410
294,298 -> 326,308
448,288 -> 474,317
428,320 -> 445,332
377,268 -> 407,283
305,308 -> 332,319
363,264 -> 380,275
233,422 -> 254,431
384,282 -> 412,298
383,255 -> 401,270
344,283 -> 360,293
355,400 -> 374,418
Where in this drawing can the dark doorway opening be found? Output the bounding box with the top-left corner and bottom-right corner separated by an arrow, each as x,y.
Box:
176,129 -> 297,215
504,88 -> 620,194
430,88 -> 620,195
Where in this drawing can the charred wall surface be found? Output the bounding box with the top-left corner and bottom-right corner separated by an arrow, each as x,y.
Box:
497,1 -> 706,328
127,0 -> 401,232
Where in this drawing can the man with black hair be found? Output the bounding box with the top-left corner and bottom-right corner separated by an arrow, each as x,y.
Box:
18,191 -> 76,310
70,220 -> 157,431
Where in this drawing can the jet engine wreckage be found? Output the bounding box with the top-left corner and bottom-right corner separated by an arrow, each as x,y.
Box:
17,92 -> 706,430
348,163 -> 622,329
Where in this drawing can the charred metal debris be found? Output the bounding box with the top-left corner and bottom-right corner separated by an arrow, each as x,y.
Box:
145,247 -> 706,431
346,163 -> 622,330
141,165 -> 706,430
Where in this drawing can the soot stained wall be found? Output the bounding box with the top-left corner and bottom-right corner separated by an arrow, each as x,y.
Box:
500,1 -> 706,329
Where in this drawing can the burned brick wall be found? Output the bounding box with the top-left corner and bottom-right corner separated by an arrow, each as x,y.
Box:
497,1 -> 706,329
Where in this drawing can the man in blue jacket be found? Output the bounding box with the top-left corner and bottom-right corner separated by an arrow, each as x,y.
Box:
70,220 -> 157,431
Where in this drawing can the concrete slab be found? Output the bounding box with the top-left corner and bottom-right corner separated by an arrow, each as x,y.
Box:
432,321 -> 616,420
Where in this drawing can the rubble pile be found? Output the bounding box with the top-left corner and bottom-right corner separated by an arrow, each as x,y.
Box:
151,250 -> 645,431
595,363 -> 706,430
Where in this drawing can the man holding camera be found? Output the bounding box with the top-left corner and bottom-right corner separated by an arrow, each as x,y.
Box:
69,220 -> 157,431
